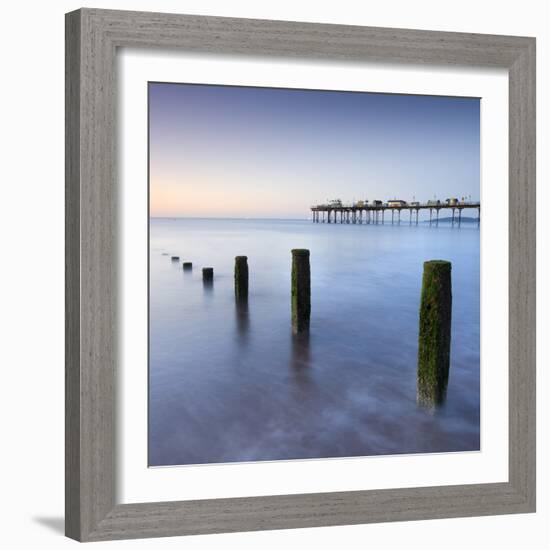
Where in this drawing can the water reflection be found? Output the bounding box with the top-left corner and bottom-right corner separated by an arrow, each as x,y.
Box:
202,279 -> 214,293
289,331 -> 313,394
235,298 -> 250,342
290,331 -> 311,369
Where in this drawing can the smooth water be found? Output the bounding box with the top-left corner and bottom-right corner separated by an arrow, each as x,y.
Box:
149,218 -> 480,466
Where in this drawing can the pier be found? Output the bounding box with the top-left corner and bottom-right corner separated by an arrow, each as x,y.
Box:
311,199 -> 480,227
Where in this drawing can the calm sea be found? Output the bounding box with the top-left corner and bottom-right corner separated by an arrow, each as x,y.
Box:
149,218 -> 480,466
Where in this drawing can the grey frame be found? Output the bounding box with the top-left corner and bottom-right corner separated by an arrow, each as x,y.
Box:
65,8 -> 536,542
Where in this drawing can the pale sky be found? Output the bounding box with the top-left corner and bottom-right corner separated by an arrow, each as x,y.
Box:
149,82 -> 480,219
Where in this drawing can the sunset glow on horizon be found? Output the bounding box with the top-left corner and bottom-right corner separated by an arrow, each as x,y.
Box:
149,83 -> 480,219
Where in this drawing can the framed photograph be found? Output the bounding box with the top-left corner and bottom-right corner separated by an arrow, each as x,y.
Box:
65,8 -> 535,542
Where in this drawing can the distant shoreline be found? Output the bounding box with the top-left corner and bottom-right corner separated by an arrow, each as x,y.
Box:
150,216 -> 308,222
421,216 -> 478,224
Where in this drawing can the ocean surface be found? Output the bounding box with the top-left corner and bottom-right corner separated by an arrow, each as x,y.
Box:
149,218 -> 480,466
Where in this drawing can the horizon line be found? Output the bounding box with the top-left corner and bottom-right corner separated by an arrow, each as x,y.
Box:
149,215 -> 479,221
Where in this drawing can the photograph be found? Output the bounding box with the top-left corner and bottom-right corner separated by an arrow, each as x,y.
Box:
148,82 -> 481,467
1,0 -> 541,546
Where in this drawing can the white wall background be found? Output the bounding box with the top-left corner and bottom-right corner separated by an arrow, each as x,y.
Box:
0,1 -> 546,548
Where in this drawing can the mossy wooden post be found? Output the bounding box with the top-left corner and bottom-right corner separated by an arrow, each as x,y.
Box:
291,249 -> 311,334
234,256 -> 248,301
202,267 -> 214,282
417,260 -> 452,407
182,262 -> 192,271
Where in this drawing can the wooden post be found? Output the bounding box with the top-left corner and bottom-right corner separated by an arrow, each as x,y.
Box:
234,256 -> 248,301
417,260 -> 452,407
182,262 -> 192,271
291,249 -> 311,334
202,267 -> 214,282
171,256 -> 180,261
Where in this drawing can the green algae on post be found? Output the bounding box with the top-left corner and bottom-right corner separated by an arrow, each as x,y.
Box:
234,256 -> 249,301
291,249 -> 311,334
417,260 -> 452,407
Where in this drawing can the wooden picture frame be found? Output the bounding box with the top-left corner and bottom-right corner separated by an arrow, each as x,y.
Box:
65,8 -> 536,542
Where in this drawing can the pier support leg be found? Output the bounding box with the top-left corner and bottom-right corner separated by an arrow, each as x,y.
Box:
436,209 -> 439,226
429,209 -> 432,226
416,209 -> 419,225
234,256 -> 248,301
410,209 -> 412,225
477,207 -> 480,227
452,208 -> 455,226
291,249 -> 311,334
382,210 -> 384,225
458,209 -> 462,227
182,262 -> 192,271
417,260 -> 452,407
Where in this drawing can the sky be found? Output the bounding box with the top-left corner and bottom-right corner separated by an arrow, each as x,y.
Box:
149,82 -> 480,219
